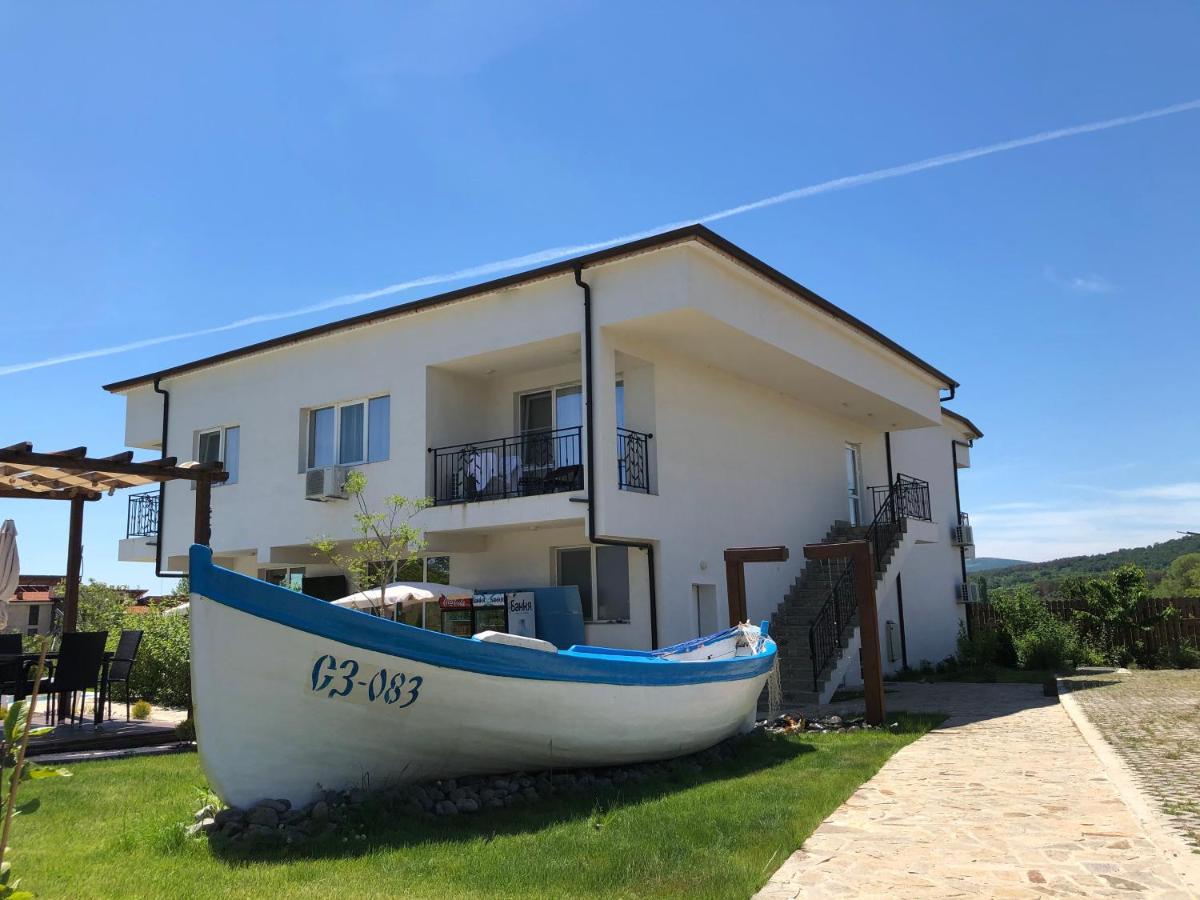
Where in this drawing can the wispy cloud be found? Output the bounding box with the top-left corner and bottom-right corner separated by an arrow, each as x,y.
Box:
1045,266 -> 1116,294
972,480 -> 1200,561
4,97 -> 1200,379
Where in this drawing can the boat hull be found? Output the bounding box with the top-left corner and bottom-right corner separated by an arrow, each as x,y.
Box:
187,547 -> 774,807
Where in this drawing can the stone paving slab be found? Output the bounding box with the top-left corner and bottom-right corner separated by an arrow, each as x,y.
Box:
756,682 -> 1195,898
1059,670 -> 1200,852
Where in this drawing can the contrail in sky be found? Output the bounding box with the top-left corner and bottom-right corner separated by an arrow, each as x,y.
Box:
4,97 -> 1199,379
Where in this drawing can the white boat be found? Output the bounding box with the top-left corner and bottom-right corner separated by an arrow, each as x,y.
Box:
187,545 -> 777,807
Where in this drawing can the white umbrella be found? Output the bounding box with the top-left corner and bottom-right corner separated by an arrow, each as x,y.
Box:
0,520 -> 17,631
163,602 -> 189,617
332,582 -> 473,612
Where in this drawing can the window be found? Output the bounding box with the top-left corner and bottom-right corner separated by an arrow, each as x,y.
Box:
307,395 -> 389,469
263,566 -> 305,591
367,556 -> 451,587
197,426 -> 240,485
28,605 -> 40,626
555,546 -> 631,623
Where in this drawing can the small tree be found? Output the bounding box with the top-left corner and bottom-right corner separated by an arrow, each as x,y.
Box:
1067,564 -> 1174,665
310,471 -> 432,614
53,580 -> 133,638
1154,553 -> 1200,598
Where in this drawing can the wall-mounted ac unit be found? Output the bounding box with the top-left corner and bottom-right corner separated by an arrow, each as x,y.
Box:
951,525 -> 975,546
956,582 -> 979,604
305,466 -> 350,501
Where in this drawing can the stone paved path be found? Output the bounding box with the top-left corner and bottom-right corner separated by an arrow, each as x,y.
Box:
756,682 -> 1196,898
1060,670 -> 1200,851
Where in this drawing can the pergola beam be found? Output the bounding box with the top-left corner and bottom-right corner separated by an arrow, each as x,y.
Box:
0,487 -> 100,501
0,447 -> 221,482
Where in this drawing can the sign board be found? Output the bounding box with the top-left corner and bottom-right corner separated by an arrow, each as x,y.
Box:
507,591 -> 536,638
438,595 -> 472,610
472,592 -> 507,608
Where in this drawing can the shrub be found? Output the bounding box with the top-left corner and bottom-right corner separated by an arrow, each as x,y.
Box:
1168,641 -> 1200,670
123,611 -> 191,709
176,717 -> 196,742
131,699 -> 153,720
956,623 -> 1001,670
1011,618 -> 1077,670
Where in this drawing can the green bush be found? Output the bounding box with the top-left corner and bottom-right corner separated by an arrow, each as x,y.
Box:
1167,641 -> 1200,669
955,623 -> 1001,670
123,612 -> 191,709
1011,618 -> 1077,670
131,699 -> 153,720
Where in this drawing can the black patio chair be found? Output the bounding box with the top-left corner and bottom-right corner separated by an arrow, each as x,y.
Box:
48,631 -> 108,724
106,629 -> 143,721
0,633 -> 24,701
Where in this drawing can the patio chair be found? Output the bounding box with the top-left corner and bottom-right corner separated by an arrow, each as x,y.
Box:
106,629 -> 144,722
0,633 -> 24,701
48,631 -> 108,724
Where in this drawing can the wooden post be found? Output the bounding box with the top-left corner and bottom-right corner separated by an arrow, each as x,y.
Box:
723,546 -> 789,626
803,540 -> 885,726
194,476 -> 212,546
62,494 -> 85,632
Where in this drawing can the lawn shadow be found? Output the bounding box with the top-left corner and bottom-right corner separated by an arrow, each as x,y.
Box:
208,734 -> 818,864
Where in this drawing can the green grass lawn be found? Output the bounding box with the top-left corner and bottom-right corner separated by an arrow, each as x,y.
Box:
14,714 -> 942,899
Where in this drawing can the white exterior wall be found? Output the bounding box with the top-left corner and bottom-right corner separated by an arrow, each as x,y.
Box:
886,417 -> 975,668
113,238 -> 972,662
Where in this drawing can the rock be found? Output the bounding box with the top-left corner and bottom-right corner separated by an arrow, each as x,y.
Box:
485,798 -> 505,810
214,807 -> 244,826
245,823 -> 277,842
185,820 -> 207,838
247,805 -> 280,828
491,778 -> 510,792
198,817 -> 219,835
256,798 -> 289,813
281,808 -> 307,826
449,788 -> 467,802
434,800 -> 458,815
410,786 -> 430,806
455,797 -> 479,813
348,789 -> 367,806
220,821 -> 244,838
311,800 -> 330,820
827,715 -> 843,726
521,787 -> 538,802
194,804 -> 217,822
427,787 -> 445,802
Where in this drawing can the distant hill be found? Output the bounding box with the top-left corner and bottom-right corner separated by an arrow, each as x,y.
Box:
967,557 -> 1032,573
972,533 -> 1200,593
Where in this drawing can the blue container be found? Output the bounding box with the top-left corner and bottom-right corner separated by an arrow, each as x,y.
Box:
476,585 -> 585,650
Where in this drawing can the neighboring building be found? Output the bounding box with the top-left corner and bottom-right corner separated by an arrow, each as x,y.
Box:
103,225 -> 981,702
4,576 -> 148,635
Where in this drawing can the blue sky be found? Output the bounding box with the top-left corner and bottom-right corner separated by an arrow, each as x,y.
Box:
2,2 -> 1198,590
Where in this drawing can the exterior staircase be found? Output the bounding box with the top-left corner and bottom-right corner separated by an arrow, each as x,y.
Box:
768,519 -> 909,706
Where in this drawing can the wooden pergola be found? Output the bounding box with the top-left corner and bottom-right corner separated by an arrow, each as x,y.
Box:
0,442 -> 226,630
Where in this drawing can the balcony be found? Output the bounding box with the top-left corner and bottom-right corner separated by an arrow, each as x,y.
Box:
126,489 -> 160,538
430,426 -> 584,506
429,426 -> 655,506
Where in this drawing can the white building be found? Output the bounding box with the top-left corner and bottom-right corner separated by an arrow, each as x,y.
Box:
106,226 -> 981,703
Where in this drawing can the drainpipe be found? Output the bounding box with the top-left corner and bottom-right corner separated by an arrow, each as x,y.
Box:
884,431 -> 909,669
153,377 -> 186,579
574,266 -> 659,649
951,439 -> 971,638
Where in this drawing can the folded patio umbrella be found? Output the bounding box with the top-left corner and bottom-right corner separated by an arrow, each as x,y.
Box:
0,519 -> 18,631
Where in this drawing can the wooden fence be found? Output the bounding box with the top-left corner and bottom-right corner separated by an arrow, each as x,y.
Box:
967,596 -> 1200,657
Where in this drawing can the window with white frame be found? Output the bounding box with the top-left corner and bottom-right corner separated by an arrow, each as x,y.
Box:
555,545 -> 630,623
306,395 -> 390,469
197,425 -> 239,484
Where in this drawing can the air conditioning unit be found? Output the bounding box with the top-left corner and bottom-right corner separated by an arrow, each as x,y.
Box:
305,466 -> 350,501
956,582 -> 980,604
951,524 -> 975,546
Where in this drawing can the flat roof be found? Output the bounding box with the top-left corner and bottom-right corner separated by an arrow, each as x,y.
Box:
103,225 -> 959,393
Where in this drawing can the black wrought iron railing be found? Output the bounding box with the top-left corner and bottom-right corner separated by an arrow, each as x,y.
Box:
808,473 -> 932,690
617,427 -> 652,493
807,558 -> 856,692
126,490 -> 159,538
429,426 -> 583,505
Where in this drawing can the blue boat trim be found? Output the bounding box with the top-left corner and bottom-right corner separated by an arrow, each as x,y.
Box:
189,546 -> 776,687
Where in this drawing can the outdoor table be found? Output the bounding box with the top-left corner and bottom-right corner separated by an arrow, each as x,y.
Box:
0,650 -> 115,726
